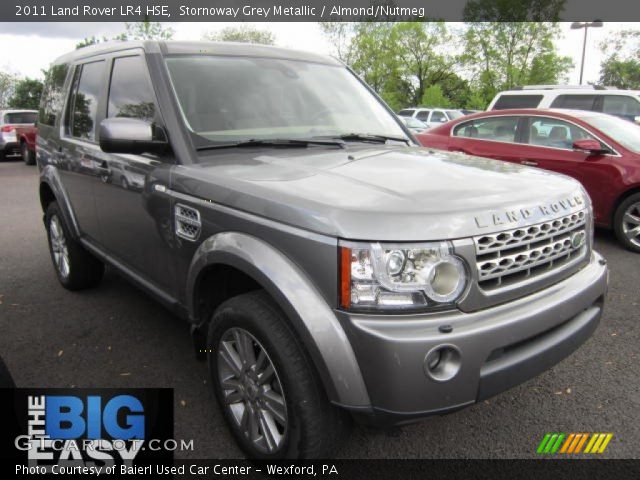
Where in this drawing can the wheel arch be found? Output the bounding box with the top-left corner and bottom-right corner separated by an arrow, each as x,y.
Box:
612,185 -> 640,224
39,166 -> 81,238
186,232 -> 371,409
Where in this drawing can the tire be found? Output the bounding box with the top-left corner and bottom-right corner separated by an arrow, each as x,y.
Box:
45,202 -> 105,290
21,142 -> 34,165
0,150 -> 5,161
207,290 -> 347,459
613,192 -> 640,253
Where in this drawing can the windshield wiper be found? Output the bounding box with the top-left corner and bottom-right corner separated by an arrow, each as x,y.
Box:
332,133 -> 411,144
196,138 -> 345,151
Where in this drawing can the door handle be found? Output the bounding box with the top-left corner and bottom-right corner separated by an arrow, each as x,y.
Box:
521,160 -> 538,166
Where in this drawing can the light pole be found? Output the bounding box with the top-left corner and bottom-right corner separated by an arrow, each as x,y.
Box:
571,21 -> 603,85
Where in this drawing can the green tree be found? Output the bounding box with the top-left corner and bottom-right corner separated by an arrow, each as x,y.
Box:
0,71 -> 20,108
599,30 -> 640,89
8,78 -> 43,109
421,85 -> 452,108
203,25 -> 276,45
462,0 -> 572,105
123,21 -> 174,40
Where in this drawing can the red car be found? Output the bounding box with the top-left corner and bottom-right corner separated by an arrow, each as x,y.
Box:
416,108 -> 640,252
15,124 -> 37,165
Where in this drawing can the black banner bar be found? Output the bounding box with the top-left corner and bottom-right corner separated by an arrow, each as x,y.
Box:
1,0 -> 640,22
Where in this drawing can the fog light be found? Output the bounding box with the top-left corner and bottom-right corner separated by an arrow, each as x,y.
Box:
423,345 -> 461,382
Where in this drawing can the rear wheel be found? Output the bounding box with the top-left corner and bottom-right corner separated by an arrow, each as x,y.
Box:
614,193 -> 640,253
207,291 -> 347,459
45,202 -> 104,289
21,142 -> 34,165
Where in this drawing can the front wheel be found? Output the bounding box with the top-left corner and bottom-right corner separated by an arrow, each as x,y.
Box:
207,291 -> 347,459
613,193 -> 640,253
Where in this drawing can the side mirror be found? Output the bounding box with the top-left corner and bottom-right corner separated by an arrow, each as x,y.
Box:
99,117 -> 167,155
572,139 -> 608,156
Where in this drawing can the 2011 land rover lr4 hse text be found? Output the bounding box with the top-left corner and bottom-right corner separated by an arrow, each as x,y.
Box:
37,41 -> 608,459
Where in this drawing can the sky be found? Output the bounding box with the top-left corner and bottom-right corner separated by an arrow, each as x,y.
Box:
0,22 -> 637,87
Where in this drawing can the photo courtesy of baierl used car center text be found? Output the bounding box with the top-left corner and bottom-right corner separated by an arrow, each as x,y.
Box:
0,0 -> 638,478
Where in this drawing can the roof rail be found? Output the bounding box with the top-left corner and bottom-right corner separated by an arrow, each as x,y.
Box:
511,85 -> 620,91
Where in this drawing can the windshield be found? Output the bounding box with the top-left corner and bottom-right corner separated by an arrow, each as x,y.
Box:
4,111 -> 37,124
582,114 -> 640,153
446,110 -> 463,120
402,116 -> 425,128
165,55 -> 407,145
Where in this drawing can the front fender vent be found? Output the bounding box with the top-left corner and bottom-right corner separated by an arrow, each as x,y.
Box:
175,203 -> 201,241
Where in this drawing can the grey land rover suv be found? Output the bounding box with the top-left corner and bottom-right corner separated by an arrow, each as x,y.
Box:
37,41 -> 608,459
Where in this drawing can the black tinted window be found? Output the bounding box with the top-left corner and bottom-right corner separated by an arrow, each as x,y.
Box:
108,56 -> 156,122
39,64 -> 69,127
69,61 -> 105,141
601,95 -> 640,118
493,95 -> 543,109
4,112 -> 37,124
398,109 -> 414,116
416,110 -> 430,120
550,94 -> 596,110
430,111 -> 446,122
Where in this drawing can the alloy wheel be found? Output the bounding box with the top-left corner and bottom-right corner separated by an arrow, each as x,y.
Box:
622,201 -> 640,247
217,328 -> 288,454
49,215 -> 70,279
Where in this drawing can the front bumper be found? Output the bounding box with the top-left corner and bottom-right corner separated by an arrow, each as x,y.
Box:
336,251 -> 608,426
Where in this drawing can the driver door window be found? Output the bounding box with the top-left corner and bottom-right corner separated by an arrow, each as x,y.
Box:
527,117 -> 596,150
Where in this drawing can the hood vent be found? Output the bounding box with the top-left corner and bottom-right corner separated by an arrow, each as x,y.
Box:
175,204 -> 201,241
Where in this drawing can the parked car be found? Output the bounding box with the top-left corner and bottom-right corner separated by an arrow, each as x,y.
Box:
398,115 -> 428,133
0,109 -> 37,160
37,41 -> 607,458
15,123 -> 38,165
416,108 -> 640,252
397,107 -> 464,129
488,85 -> 640,124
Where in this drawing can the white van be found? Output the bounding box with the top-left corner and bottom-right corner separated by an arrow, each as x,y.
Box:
487,85 -> 640,123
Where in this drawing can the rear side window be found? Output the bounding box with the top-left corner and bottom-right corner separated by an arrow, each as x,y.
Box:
492,95 -> 543,110
453,116 -> 520,143
550,94 -> 596,110
398,109 -> 414,116
430,111 -> 447,123
108,56 -> 156,122
416,110 -> 430,121
39,64 -> 69,127
601,95 -> 640,118
4,112 -> 37,124
67,61 -> 105,141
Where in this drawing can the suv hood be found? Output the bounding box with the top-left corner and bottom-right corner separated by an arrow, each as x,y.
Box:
173,145 -> 587,241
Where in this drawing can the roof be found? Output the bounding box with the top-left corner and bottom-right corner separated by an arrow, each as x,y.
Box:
0,109 -> 38,114
496,88 -> 639,95
51,40 -> 341,67
443,108 -> 610,123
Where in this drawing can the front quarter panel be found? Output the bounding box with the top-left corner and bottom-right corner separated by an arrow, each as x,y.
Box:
186,231 -> 371,408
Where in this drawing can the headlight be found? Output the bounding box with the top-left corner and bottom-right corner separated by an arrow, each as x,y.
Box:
340,241 -> 469,312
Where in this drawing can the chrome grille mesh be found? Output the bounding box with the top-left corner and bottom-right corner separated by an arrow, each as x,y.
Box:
474,210 -> 588,290
175,204 -> 201,241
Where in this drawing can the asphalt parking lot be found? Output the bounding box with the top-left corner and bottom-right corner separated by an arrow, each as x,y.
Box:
0,159 -> 638,459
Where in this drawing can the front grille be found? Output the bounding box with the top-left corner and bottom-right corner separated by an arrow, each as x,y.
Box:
474,210 -> 588,291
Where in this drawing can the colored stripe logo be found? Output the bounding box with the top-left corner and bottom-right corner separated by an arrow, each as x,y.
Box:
537,433 -> 613,454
